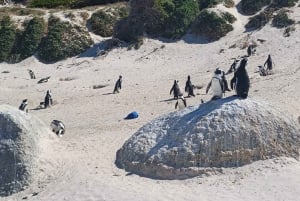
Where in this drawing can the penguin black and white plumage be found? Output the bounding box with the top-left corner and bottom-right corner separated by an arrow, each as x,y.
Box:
44,90 -> 53,108
206,69 -> 224,100
50,120 -> 65,136
28,69 -> 36,79
185,75 -> 195,97
19,99 -> 28,111
226,58 -> 241,75
113,75 -> 122,94
170,80 -> 183,100
264,54 -> 273,72
230,58 -> 250,99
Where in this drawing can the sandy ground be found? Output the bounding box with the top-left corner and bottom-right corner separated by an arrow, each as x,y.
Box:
1,3 -> 300,201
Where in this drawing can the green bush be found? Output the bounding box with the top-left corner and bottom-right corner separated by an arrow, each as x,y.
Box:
15,17 -> 45,61
89,10 -> 117,37
29,0 -> 77,8
198,0 -> 221,10
113,17 -> 143,42
272,10 -> 295,28
272,0 -> 298,7
240,0 -> 271,15
0,16 -> 16,62
38,18 -> 93,62
89,6 -> 129,37
221,11 -> 237,23
245,10 -> 273,29
191,10 -> 233,40
72,0 -> 129,8
163,0 -> 199,38
115,0 -> 199,40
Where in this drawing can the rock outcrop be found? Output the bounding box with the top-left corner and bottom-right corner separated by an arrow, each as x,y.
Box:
116,97 -> 300,179
0,105 -> 52,196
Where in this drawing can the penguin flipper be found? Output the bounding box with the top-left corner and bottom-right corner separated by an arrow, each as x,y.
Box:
206,81 -> 212,94
175,101 -> 178,109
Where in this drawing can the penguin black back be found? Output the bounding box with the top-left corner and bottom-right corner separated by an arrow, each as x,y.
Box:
231,58 -> 250,99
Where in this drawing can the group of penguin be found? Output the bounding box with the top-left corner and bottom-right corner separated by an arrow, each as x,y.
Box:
169,54 -> 264,109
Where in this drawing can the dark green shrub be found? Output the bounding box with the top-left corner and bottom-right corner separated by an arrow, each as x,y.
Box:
240,0 -> 271,15
272,10 -> 295,28
38,19 -> 93,62
14,17 -> 45,61
221,11 -> 237,23
0,16 -> 16,62
245,10 -> 273,29
29,0 -> 77,8
113,17 -> 143,42
272,0 -> 298,7
198,0 -> 221,10
118,0 -> 199,40
72,0 -> 129,8
89,10 -> 117,37
163,0 -> 199,38
89,6 -> 129,37
191,10 -> 233,40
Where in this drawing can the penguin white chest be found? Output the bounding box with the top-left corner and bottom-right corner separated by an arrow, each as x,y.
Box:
211,78 -> 223,97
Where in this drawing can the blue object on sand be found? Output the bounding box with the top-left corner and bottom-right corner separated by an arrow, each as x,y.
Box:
125,111 -> 139,120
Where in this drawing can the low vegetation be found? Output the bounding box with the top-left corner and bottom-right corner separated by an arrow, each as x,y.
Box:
240,0 -> 271,15
38,17 -> 93,62
0,16 -> 16,62
13,17 -> 46,62
272,10 -> 295,28
271,0 -> 298,8
191,10 -> 233,40
89,6 -> 128,37
245,10 -> 273,29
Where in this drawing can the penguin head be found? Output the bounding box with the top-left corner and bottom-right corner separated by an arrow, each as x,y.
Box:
214,68 -> 222,75
187,75 -> 191,80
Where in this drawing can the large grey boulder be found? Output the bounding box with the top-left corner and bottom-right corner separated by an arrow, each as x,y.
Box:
116,96 -> 300,179
0,105 -> 53,196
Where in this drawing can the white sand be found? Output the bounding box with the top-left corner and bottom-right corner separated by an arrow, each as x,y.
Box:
0,3 -> 300,201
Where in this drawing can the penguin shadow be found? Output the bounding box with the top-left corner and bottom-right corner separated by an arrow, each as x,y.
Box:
102,92 -> 115,96
160,98 -> 176,102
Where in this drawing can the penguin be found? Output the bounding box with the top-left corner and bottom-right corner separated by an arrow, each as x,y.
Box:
28,69 -> 36,79
170,80 -> 183,99
206,69 -> 224,100
230,58 -> 250,99
247,45 -> 252,57
113,75 -> 122,94
50,120 -> 65,136
19,99 -> 28,111
44,90 -> 53,108
264,54 -> 274,73
185,75 -> 195,97
226,58 -> 242,75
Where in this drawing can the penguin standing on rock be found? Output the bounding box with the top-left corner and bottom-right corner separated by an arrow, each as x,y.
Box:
206,69 -> 224,100
230,58 -> 250,99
